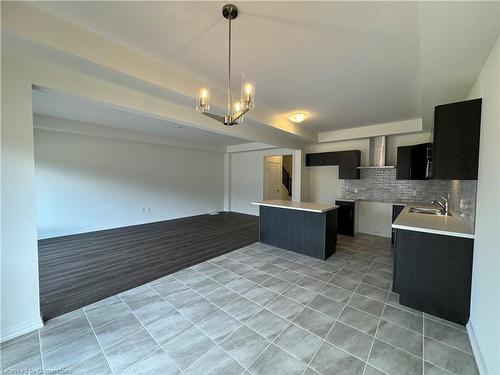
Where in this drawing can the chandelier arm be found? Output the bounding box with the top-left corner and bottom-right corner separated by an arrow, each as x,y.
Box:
232,107 -> 249,122
202,112 -> 226,124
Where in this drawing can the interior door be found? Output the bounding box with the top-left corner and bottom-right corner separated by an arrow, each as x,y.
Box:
264,158 -> 282,200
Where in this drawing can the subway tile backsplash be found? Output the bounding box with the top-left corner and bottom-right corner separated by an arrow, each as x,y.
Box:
339,168 -> 477,231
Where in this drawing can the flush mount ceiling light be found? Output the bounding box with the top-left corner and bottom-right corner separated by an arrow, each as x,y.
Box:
196,4 -> 255,126
288,112 -> 309,123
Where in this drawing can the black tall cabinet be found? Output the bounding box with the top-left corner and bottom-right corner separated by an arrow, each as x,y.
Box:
433,99 -> 482,180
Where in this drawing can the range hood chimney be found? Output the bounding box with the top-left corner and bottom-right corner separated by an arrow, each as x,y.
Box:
358,136 -> 395,169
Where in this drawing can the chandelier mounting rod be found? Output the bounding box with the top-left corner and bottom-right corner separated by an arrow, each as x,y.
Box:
223,4 -> 238,118
227,6 -> 232,116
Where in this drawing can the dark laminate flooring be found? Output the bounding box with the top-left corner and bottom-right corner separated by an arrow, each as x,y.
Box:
38,212 -> 259,320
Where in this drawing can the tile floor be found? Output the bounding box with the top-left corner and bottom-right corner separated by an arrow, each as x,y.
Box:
1,234 -> 479,375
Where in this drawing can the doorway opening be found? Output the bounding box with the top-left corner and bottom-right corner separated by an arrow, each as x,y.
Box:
263,155 -> 293,201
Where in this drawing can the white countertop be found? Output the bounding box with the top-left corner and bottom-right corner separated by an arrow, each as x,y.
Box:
252,200 -> 338,213
392,204 -> 475,239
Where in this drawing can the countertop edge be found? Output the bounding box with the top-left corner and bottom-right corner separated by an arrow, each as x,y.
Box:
391,223 -> 475,239
252,201 -> 339,213
392,204 -> 475,239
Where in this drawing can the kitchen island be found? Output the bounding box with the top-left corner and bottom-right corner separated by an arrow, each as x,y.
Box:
252,200 -> 339,260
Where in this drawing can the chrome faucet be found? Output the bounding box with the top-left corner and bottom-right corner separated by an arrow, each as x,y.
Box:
431,196 -> 449,215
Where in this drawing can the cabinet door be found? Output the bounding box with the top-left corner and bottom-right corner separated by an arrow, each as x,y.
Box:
391,205 -> 405,244
396,230 -> 474,324
410,144 -> 429,180
433,99 -> 481,180
396,146 -> 411,180
306,153 -> 323,166
338,151 -> 360,179
336,201 -> 355,236
322,152 -> 339,166
397,144 -> 431,180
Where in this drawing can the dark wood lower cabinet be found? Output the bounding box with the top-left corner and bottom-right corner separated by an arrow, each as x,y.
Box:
336,200 -> 356,236
393,229 -> 473,325
391,205 -> 405,245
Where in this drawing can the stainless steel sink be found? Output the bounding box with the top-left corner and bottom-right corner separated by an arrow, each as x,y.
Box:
408,207 -> 453,216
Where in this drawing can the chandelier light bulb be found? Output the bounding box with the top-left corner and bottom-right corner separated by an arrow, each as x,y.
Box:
197,87 -> 210,112
233,101 -> 245,123
241,78 -> 255,109
244,83 -> 253,95
234,101 -> 242,113
200,88 -> 209,99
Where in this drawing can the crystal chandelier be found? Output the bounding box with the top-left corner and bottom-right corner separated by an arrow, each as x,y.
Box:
196,4 -> 255,126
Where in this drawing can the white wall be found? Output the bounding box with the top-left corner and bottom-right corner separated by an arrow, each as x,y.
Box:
1,56 -> 43,341
466,35 -> 500,375
229,148 -> 302,215
34,127 -> 225,238
0,52 -> 230,342
308,166 -> 340,204
357,202 -> 392,238
306,139 -> 370,202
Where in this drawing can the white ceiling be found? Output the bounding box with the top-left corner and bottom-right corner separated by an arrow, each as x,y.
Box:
32,88 -> 249,147
29,1 -> 500,133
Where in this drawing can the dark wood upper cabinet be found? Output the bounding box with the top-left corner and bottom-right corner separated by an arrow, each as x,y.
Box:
305,150 -> 361,179
433,98 -> 482,180
305,153 -> 323,166
338,151 -> 361,179
396,143 -> 431,180
396,146 -> 411,180
322,152 -> 339,166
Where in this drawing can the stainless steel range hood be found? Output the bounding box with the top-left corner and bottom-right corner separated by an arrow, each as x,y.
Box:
357,136 -> 395,169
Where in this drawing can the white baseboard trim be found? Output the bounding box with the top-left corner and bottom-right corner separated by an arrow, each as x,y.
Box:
37,210 -> 224,239
467,321 -> 488,375
0,316 -> 44,343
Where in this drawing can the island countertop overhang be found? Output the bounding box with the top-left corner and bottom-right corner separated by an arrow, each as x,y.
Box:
252,200 -> 338,213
